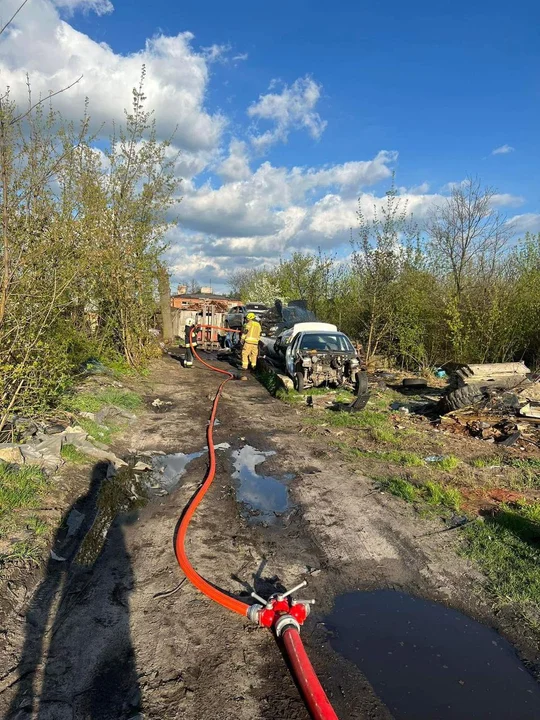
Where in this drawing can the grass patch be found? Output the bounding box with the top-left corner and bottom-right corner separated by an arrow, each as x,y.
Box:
4,540 -> 42,561
431,455 -> 460,471
0,465 -> 49,563
506,457 -> 540,475
380,476 -> 420,502
61,443 -> 92,464
370,426 -> 401,445
77,418 -> 118,445
366,390 -> 402,412
63,388 -> 142,414
344,446 -> 425,467
380,476 -> 462,511
462,507 -> 540,613
320,409 -> 390,429
470,456 -> 501,468
424,480 -> 462,511
0,464 -> 47,519
26,516 -> 49,536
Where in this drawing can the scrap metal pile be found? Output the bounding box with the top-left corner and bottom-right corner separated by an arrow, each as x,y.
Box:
438,362 -> 540,448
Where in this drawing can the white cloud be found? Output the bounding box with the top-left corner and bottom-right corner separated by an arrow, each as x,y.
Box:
248,76 -> 327,150
177,150 -> 397,239
506,213 -> 540,235
492,144 -> 515,155
217,139 -> 251,182
1,0 -> 531,291
52,0 -> 113,16
441,179 -> 468,193
490,193 -> 525,208
399,182 -> 430,195
0,0 -> 224,152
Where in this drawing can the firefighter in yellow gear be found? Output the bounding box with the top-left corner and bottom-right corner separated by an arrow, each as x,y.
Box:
241,312 -> 261,370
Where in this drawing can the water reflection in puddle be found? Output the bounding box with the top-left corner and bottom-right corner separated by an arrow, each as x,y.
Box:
326,590 -> 540,720
231,445 -> 293,524
73,467 -> 147,567
150,443 -> 230,493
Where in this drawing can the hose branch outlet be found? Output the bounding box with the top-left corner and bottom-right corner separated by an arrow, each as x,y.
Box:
248,581 -> 314,629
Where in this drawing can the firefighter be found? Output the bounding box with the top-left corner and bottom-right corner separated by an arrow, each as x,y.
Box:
241,312 -> 261,371
184,318 -> 196,368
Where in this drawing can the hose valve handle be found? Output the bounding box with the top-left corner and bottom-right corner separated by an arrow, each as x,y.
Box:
251,591 -> 271,607
278,580 -> 307,601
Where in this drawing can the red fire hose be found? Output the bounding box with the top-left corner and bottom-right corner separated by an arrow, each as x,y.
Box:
282,626 -> 339,719
173,325 -> 339,720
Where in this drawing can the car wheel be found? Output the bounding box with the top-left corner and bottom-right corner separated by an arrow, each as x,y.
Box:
294,372 -> 305,392
354,371 -> 369,396
440,385 -> 485,413
402,377 -> 427,388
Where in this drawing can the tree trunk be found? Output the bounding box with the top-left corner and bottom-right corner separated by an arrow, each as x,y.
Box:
158,264 -> 173,344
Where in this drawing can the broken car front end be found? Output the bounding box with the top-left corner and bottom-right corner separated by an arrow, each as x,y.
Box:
294,349 -> 362,392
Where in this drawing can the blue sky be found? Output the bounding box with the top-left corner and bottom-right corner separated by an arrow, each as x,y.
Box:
1,0 -> 539,288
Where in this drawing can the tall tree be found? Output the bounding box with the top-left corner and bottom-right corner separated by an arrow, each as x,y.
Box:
351,182 -> 418,361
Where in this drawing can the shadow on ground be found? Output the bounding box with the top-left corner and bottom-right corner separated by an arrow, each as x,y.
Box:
6,462 -> 141,720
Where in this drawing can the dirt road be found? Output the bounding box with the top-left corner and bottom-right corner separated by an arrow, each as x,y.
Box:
1,354 -> 539,719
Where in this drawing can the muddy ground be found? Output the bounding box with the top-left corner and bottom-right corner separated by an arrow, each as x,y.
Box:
1,354 -> 539,719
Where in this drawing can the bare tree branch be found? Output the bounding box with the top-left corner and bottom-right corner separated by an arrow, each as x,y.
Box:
0,0 -> 30,37
11,76 -> 84,125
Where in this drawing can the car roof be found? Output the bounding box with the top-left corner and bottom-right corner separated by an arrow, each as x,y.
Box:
300,330 -> 348,336
292,321 -> 338,334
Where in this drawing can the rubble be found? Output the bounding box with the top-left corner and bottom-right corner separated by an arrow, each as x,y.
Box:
520,402 -> 540,421
439,385 -> 540,448
0,444 -> 24,464
0,404 -> 134,474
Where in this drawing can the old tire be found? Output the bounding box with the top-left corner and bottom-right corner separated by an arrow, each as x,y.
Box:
441,385 -> 485,413
294,372 -> 305,392
402,377 -> 427,388
354,371 -> 369,396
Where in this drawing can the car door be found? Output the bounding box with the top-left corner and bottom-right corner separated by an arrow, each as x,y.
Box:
285,333 -> 301,377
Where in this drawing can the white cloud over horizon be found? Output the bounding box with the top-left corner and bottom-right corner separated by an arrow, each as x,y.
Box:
506,213 -> 540,236
0,0 -> 534,291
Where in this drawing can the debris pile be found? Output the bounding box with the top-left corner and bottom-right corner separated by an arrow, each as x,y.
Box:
439,367 -> 540,448
0,407 -> 133,474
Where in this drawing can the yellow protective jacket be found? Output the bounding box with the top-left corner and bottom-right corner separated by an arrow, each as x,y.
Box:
242,320 -> 262,345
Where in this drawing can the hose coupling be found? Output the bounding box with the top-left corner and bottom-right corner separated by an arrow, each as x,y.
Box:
275,614 -> 301,637
247,603 -> 264,624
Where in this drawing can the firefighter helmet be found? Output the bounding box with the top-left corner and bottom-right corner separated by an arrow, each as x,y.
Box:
185,318 -> 195,326
246,312 -> 256,320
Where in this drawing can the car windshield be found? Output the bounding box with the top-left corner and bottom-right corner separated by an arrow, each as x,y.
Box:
299,333 -> 354,352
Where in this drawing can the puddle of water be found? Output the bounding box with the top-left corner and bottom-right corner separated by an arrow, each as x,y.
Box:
232,445 -> 293,524
326,590 -> 540,720
150,443 -> 230,493
152,449 -> 206,490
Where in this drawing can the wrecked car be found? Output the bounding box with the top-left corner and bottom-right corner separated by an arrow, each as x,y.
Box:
265,322 -> 367,394
259,300 -> 316,337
